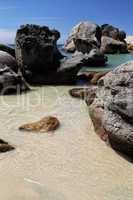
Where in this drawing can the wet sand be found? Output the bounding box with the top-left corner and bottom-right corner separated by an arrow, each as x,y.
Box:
0,86 -> 133,199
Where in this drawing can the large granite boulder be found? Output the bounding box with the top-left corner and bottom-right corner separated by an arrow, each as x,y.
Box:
0,51 -> 18,72
64,50 -> 107,67
87,61 -> 133,156
56,51 -> 107,84
101,24 -> 126,41
15,24 -> 63,75
0,64 -> 29,95
15,24 -> 107,85
64,22 -> 102,53
100,36 -> 128,54
101,24 -> 128,53
16,24 -> 88,85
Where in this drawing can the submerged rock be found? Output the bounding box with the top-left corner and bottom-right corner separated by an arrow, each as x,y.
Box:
77,71 -> 108,85
0,64 -> 29,95
19,116 -> 60,133
0,139 -> 14,153
88,61 -> 133,156
69,87 -> 97,103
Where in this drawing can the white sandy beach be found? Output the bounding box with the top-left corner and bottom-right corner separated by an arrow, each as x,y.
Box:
0,86 -> 133,199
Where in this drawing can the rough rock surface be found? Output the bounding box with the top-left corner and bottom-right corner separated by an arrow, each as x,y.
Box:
65,22 -> 128,54
15,24 -> 63,74
19,116 -> 60,133
77,71 -> 108,85
69,87 -> 97,103
15,24 -> 91,85
100,36 -> 128,54
101,24 -> 126,41
87,61 -> 133,156
0,51 -> 18,72
15,23 -> 107,84
64,22 -> 102,53
59,50 -> 107,75
0,64 -> 29,95
0,139 -> 14,153
101,24 -> 128,53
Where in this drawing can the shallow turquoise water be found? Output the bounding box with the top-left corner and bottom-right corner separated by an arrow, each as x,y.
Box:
81,54 -> 133,72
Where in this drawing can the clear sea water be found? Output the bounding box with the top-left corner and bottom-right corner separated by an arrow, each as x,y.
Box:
59,44 -> 133,72
81,54 -> 133,72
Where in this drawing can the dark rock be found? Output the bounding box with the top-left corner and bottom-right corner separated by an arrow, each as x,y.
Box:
57,51 -> 107,84
77,71 -> 108,85
100,36 -> 128,54
88,61 -> 133,157
15,24 -> 107,85
119,31 -> 126,41
22,50 -> 107,85
101,24 -> 126,41
69,86 -> 97,103
0,51 -> 18,72
64,22 -> 102,53
60,49 -> 107,68
101,24 -> 120,40
82,49 -> 107,66
16,24 -> 87,85
101,24 -> 128,53
0,64 -> 29,95
89,106 -> 109,141
65,22 -> 128,55
15,24 -> 63,74
0,44 -> 15,57
23,52 -> 83,85
0,139 -> 14,153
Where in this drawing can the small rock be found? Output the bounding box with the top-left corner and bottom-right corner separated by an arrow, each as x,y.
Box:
69,87 -> 97,102
19,116 -> 60,133
0,139 -> 14,153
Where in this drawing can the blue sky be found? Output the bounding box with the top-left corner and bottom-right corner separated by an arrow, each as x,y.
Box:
0,0 -> 132,43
